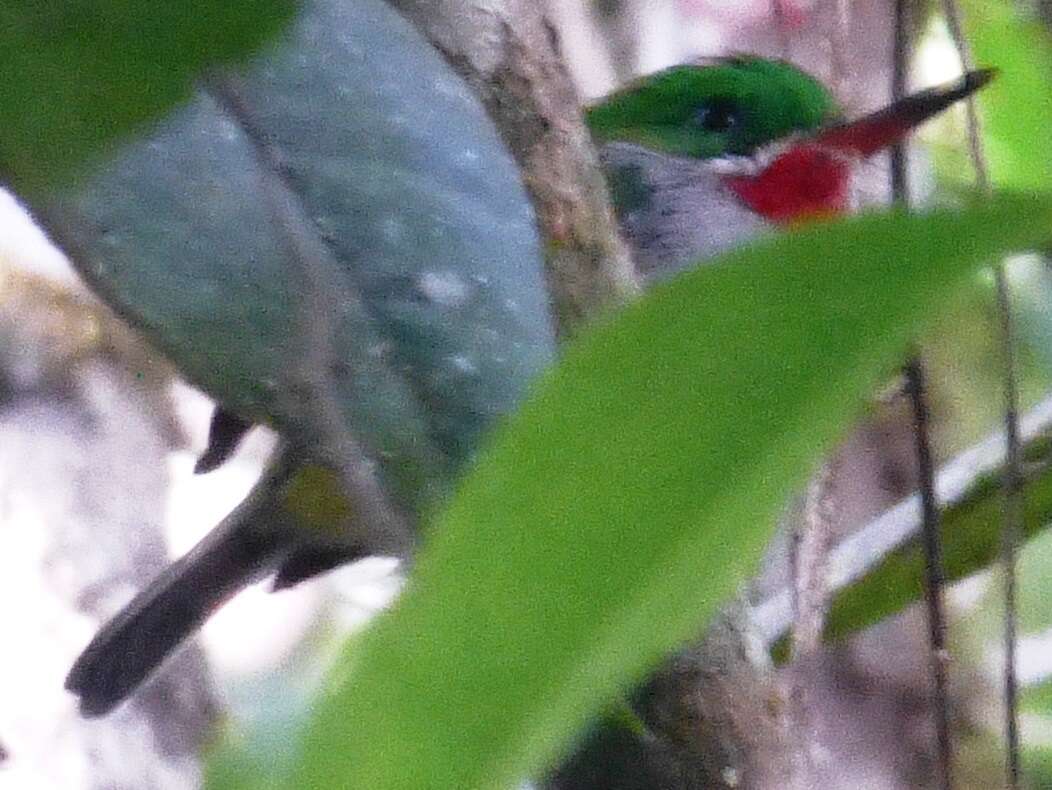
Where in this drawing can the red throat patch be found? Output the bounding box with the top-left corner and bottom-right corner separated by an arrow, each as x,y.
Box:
723,144 -> 851,225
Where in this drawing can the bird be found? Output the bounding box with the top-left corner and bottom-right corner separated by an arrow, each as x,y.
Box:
61,0 -> 555,717
189,59 -> 994,475
63,49 -> 991,718
586,56 -> 993,281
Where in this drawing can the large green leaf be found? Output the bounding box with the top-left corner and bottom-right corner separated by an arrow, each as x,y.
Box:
0,0 -> 297,194
256,193 -> 1051,790
48,0 -> 556,513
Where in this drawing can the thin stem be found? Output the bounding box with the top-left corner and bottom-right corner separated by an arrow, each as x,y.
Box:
938,2 -> 1023,785
828,0 -> 852,100
789,460 -> 838,660
904,356 -> 954,790
995,269 -> 1025,790
892,5 -> 953,787
889,0 -> 910,200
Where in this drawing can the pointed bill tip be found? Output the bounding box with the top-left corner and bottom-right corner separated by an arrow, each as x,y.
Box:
963,66 -> 999,93
815,66 -> 997,157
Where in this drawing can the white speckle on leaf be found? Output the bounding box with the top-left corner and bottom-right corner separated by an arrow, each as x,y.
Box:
417,271 -> 471,308
313,214 -> 336,234
448,355 -> 478,375
431,77 -> 467,101
380,216 -> 406,243
217,118 -> 241,143
367,341 -> 392,359
335,32 -> 365,58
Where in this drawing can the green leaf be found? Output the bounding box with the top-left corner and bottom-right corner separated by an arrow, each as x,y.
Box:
1021,679 -> 1052,787
960,0 -> 1052,190
822,431 -> 1052,643
268,193 -> 1052,790
0,1 -> 298,195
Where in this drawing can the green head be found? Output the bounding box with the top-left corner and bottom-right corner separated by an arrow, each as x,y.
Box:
586,57 -> 840,160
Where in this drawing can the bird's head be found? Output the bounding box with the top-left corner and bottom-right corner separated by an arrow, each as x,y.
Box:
587,57 -> 994,224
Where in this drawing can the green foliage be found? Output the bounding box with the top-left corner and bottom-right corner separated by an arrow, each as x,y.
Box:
225,194 -> 1051,790
0,0 -> 297,194
1021,680 -> 1052,786
817,0 -> 1052,652
957,0 -> 1052,191
824,436 -> 1052,642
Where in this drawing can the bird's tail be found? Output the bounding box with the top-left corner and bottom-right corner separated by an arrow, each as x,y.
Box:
66,470 -> 301,717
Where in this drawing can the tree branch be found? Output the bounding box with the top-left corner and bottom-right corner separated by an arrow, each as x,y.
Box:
388,0 -> 640,335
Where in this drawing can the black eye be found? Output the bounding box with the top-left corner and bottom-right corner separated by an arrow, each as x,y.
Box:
694,98 -> 741,133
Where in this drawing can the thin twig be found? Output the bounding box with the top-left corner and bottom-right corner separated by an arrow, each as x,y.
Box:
891,3 -> 954,787
206,73 -> 414,557
828,0 -> 851,100
789,460 -> 839,660
786,458 -> 839,789
889,0 -> 910,200
904,356 -> 955,790
938,2 -> 990,188
770,1 -> 793,62
939,2 -> 1023,785
994,271 -> 1025,790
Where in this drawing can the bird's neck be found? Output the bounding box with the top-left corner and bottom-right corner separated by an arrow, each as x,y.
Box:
599,142 -> 771,280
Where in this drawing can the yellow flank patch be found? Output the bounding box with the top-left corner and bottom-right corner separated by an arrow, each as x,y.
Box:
282,464 -> 352,537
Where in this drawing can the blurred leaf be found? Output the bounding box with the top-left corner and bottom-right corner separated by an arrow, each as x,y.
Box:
1022,679 -> 1052,787
823,433 -> 1052,642
962,0 -> 1052,190
250,193 -> 1052,790
1025,678 -> 1052,714
0,0 -> 298,194
51,0 -> 556,513
815,0 -> 1052,646
1015,516 -> 1052,634
924,263 -> 1052,454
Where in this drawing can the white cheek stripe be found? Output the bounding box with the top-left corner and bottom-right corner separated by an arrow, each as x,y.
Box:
706,134 -> 862,177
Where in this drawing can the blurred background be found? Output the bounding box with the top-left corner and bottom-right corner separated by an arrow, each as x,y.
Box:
3,1 -> 1052,788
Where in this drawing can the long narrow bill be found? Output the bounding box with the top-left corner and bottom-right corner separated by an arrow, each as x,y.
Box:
816,68 -> 996,158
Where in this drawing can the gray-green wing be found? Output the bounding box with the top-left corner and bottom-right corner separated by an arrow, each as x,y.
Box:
54,0 -> 555,513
